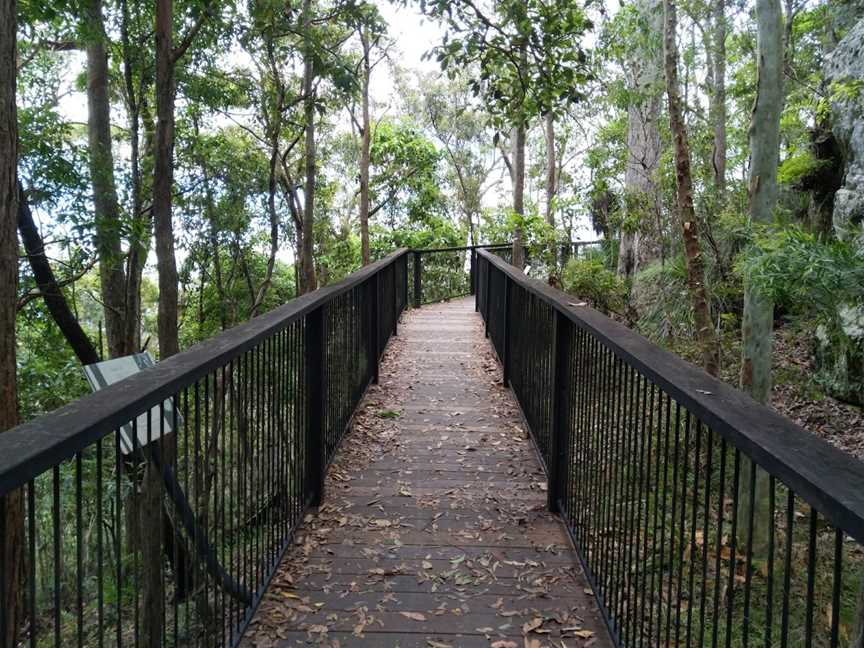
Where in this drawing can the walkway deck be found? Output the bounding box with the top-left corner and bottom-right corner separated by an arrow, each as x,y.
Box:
243,298 -> 611,647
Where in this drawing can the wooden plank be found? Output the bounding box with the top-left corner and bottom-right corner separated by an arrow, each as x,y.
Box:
242,297 -> 612,648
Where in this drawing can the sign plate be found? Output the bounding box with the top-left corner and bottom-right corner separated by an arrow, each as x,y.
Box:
83,352 -> 178,454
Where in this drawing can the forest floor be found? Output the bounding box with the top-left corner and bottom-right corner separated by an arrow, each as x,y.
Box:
242,298 -> 610,647
658,320 -> 864,459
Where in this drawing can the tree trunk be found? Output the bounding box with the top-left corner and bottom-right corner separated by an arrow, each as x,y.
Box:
299,15 -> 317,294
0,3 -> 24,643
250,143 -> 279,317
201,166 -> 228,330
153,0 -> 179,359
85,0 -> 128,359
711,0 -> 728,196
618,0 -> 663,280
121,0 -> 150,354
511,124 -> 526,269
544,113 -> 556,228
663,0 -> 719,376
738,0 -> 784,557
359,27 -> 372,266
17,187 -> 101,365
143,0 -> 177,643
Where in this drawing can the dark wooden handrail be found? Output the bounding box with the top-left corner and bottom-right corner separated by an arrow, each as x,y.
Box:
0,248 -> 410,496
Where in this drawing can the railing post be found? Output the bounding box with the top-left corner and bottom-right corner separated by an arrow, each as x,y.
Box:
413,251 -> 421,309
502,276 -> 511,385
469,248 -> 476,297
392,265 -> 398,337
370,272 -> 380,385
548,310 -> 572,513
401,254 -> 408,315
484,259 -> 491,338
305,307 -> 325,508
474,252 -> 480,313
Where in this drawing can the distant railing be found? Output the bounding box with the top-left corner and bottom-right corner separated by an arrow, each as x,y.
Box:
408,243 -> 511,307
477,248 -> 864,648
0,249 -> 409,648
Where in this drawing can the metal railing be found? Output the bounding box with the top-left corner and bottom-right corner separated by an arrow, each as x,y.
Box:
0,249 -> 409,648
409,243 -> 511,307
477,248 -> 864,648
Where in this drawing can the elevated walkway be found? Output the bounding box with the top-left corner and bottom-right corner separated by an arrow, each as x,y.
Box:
243,298 -> 611,647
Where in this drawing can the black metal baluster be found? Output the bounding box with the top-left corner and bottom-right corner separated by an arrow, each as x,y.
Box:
698,427 -> 715,648
804,507 -> 818,647
28,480 -> 36,648
305,308 -> 325,508
596,348 -> 616,605
664,402 -> 682,647
654,393 -> 672,645
673,410 -> 691,648
637,381 -> 658,648
622,366 -> 642,645
710,439 -> 728,648
765,475 -> 775,648
115,429 -> 123,648
95,436 -> 104,648
52,465 -> 60,648
830,528 -> 842,648
779,490 -> 794,648
609,358 -> 629,628
724,450 -> 742,648
75,452 -> 83,648
686,419 -> 703,648
743,454 -> 758,647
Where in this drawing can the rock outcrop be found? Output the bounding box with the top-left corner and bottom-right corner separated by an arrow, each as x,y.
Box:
820,18 -> 864,405
826,17 -> 864,240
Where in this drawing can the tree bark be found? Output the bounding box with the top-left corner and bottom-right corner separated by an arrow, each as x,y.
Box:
663,0 -> 719,377
711,0 -> 728,196
121,0 -> 151,354
544,113 -> 556,228
17,187 -> 101,365
738,0 -> 784,557
85,0 -> 128,359
358,27 -> 372,266
143,0 -> 177,643
249,141 -> 280,316
618,0 -> 663,280
511,123 -> 526,269
299,5 -> 317,294
153,0 -> 179,359
0,3 -> 24,643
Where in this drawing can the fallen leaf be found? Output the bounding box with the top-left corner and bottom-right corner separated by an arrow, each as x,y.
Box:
522,617 -> 544,634
400,611 -> 427,621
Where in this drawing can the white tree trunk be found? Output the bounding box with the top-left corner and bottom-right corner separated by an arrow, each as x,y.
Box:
618,0 -> 663,280
738,0 -> 784,556
359,28 -> 372,266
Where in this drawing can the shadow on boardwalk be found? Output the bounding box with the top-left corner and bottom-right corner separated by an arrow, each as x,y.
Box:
242,298 -> 611,647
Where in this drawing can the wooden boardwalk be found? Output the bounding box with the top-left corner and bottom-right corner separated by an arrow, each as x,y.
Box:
244,298 -> 611,647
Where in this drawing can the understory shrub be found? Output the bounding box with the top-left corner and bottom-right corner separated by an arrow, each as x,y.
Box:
560,256 -> 628,315
737,224 -> 864,404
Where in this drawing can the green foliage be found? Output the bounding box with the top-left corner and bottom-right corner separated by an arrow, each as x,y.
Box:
369,118 -> 443,220
16,301 -> 90,421
560,256 -> 628,315
736,225 -> 864,320
777,150 -> 827,185
738,225 -> 864,403
422,0 -> 594,128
